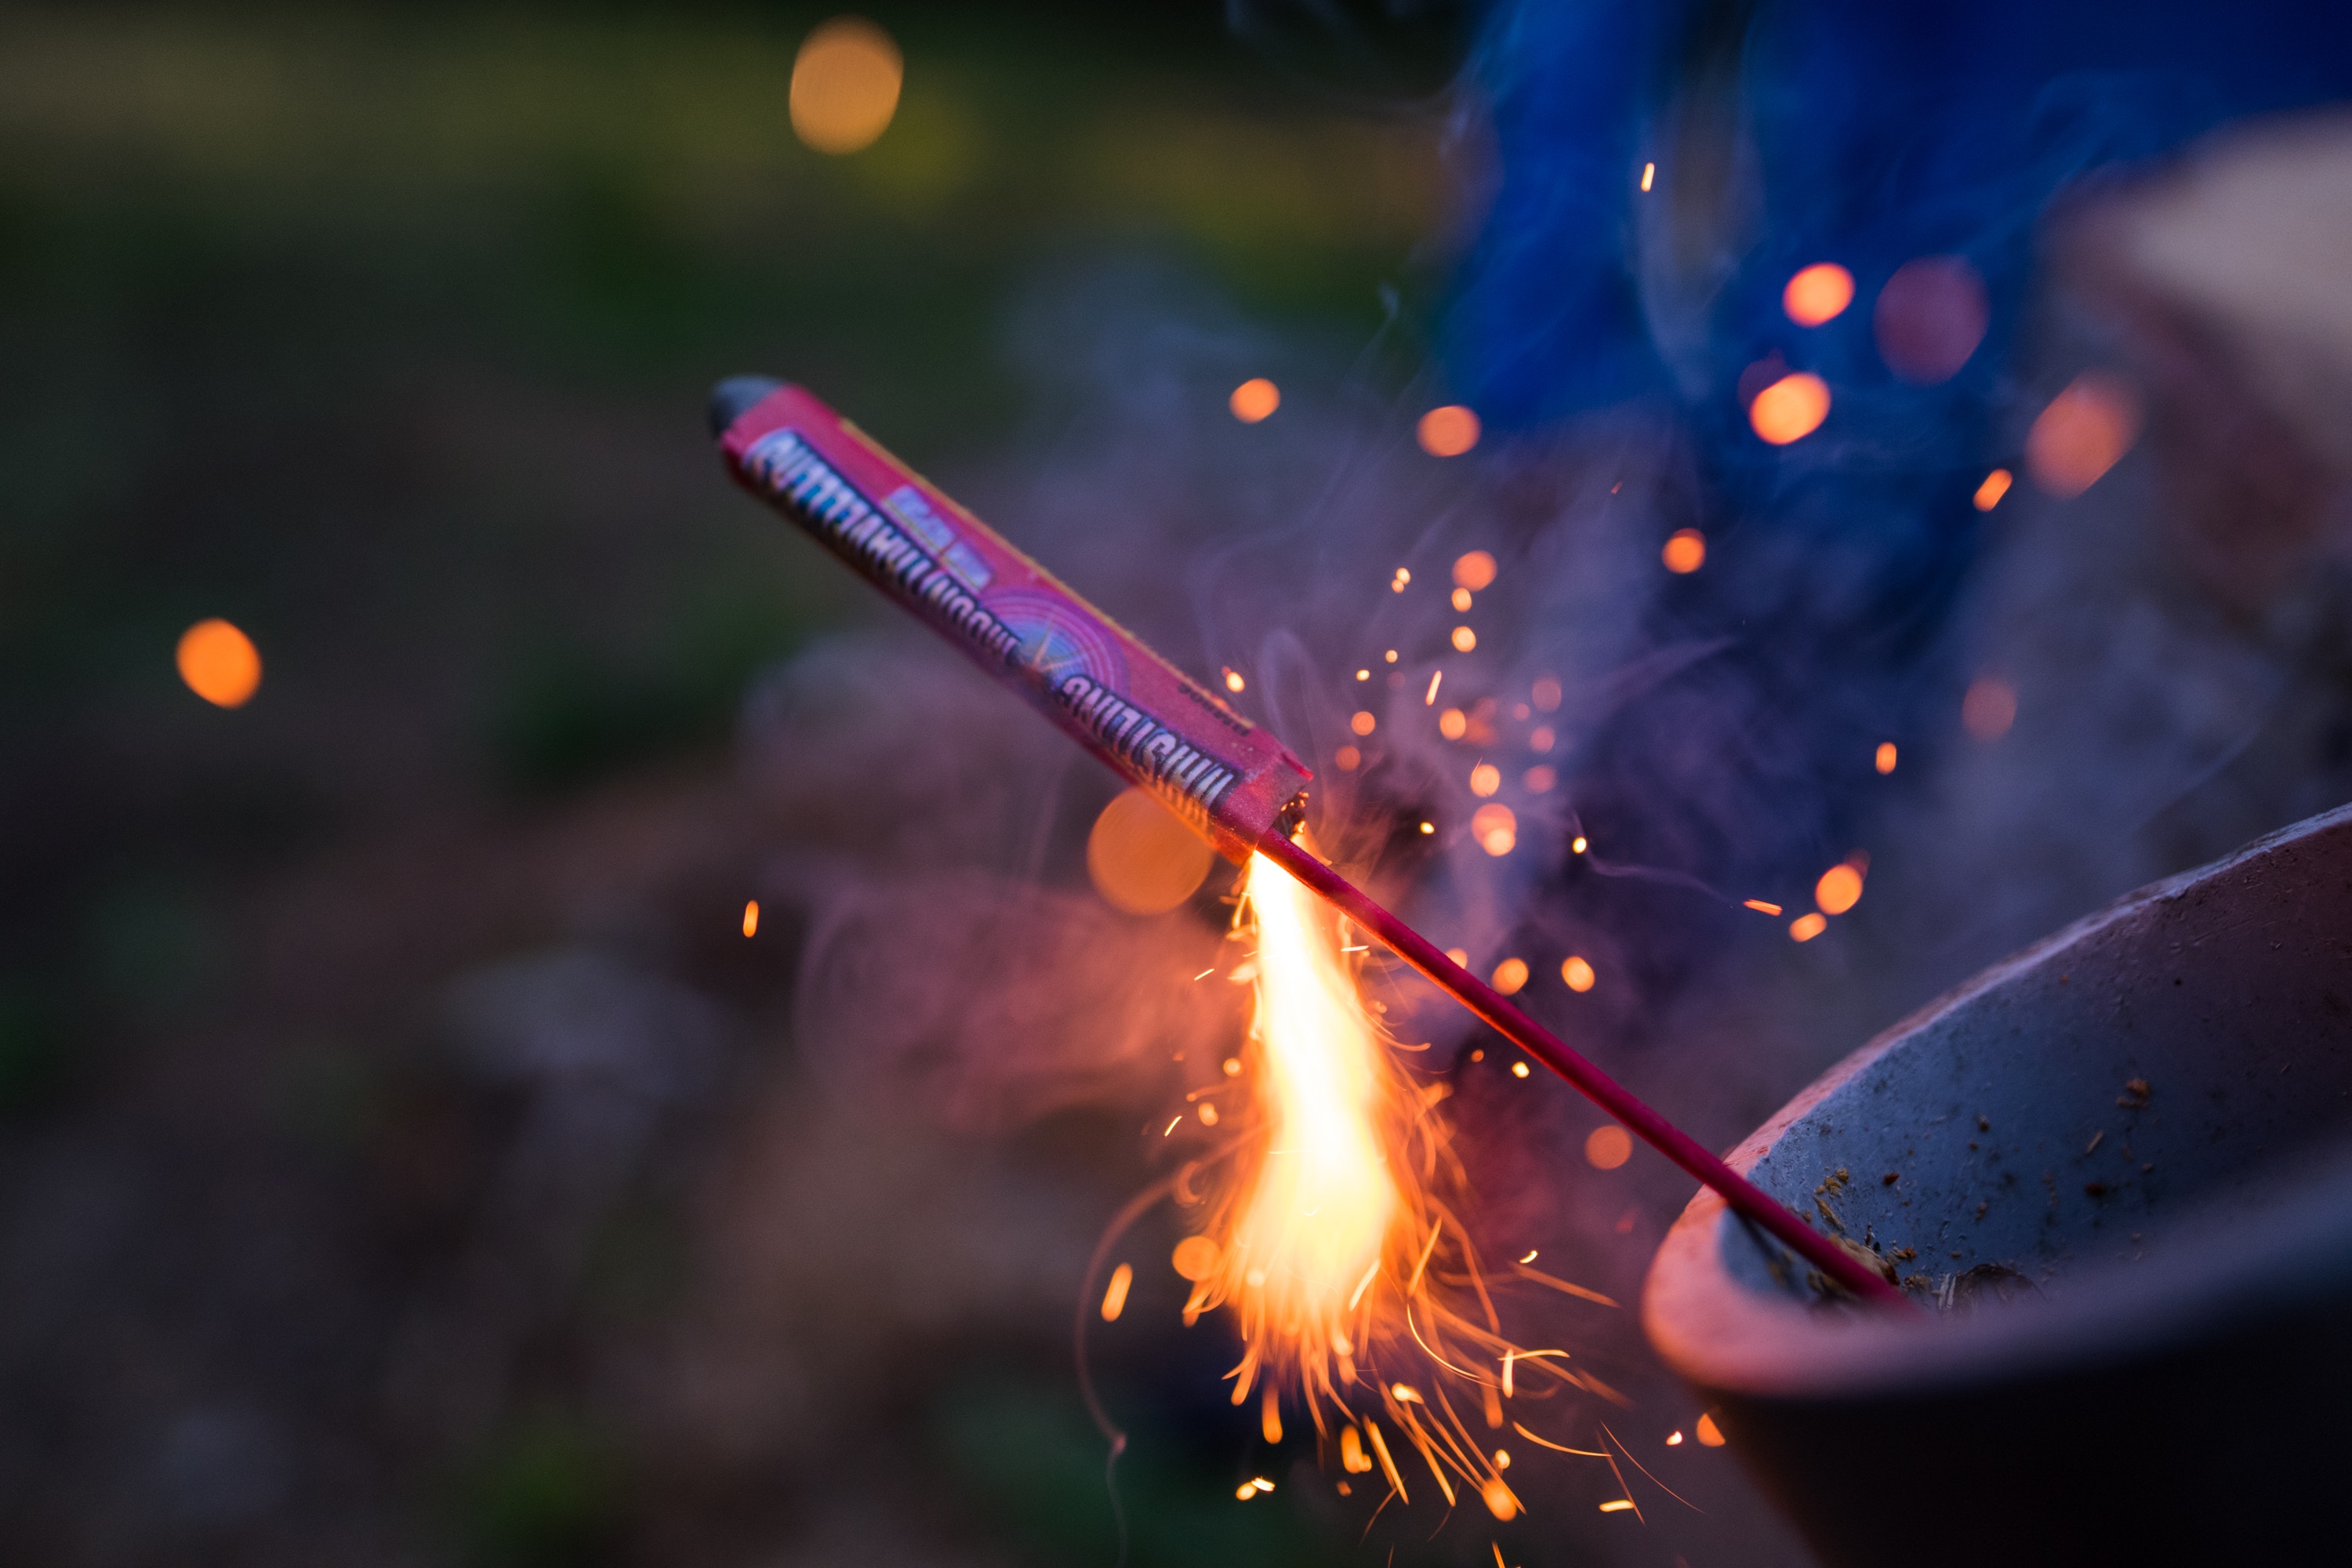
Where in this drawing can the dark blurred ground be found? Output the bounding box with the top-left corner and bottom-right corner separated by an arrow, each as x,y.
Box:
16,4 -> 2351,1566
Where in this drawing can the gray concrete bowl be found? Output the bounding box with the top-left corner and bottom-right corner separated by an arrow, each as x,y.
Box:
1643,801 -> 2352,1567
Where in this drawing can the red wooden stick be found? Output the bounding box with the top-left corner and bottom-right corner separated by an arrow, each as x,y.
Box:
1258,834 -> 1907,1307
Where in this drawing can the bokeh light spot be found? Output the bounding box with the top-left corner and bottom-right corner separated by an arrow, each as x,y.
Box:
1875,742 -> 1898,775
2026,372 -> 2142,499
1335,745 -> 1360,771
1749,372 -> 1831,445
1531,676 -> 1561,713
1973,468 -> 2013,511
1468,763 -> 1501,797
1783,263 -> 1855,327
1561,956 -> 1595,993
176,618 -> 262,708
1490,956 -> 1529,995
1963,677 -> 2017,742
1086,786 -> 1212,914
1172,1235 -> 1221,1281
1351,710 -> 1377,736
1790,913 -> 1828,942
1438,708 -> 1468,741
1453,550 -> 1497,591
1874,256 -> 1988,384
1451,626 -> 1477,653
789,16 -> 902,155
1584,1125 -> 1632,1169
1417,405 -> 1480,457
1472,802 -> 1515,855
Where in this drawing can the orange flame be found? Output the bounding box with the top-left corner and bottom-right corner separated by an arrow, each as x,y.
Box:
1187,849 -> 1410,1410
1173,844 -> 1595,1512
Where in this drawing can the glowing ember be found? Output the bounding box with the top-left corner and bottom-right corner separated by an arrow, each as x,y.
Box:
1584,1126 -> 1632,1170
1962,676 -> 2017,741
789,16 -> 902,154
1749,372 -> 1831,445
176,618 -> 263,709
1661,528 -> 1706,573
1875,741 -> 1898,775
741,899 -> 760,938
1973,467 -> 2013,511
1570,835 -> 1588,855
1666,1430 -> 1685,1446
1640,161 -> 1655,191
1560,956 -> 1595,992
1741,899 -> 1782,916
1224,668 -> 1247,692
2026,372 -> 2141,499
1599,1499 -> 1635,1513
1230,378 -> 1281,423
1392,568 -> 1411,592
1418,405 -> 1481,457
1783,263 -> 1855,327
1101,1263 -> 1134,1321
1814,862 -> 1864,916
1695,1414 -> 1726,1446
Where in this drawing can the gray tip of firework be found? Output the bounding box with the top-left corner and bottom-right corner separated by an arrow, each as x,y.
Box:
708,376 -> 784,438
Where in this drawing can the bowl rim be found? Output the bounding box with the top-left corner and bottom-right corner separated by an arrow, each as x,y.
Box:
1641,800 -> 2352,1401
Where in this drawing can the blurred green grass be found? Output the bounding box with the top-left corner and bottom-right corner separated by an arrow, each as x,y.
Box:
0,2 -> 1456,1055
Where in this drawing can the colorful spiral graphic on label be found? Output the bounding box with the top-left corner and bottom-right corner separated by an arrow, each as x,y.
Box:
988,587 -> 1130,693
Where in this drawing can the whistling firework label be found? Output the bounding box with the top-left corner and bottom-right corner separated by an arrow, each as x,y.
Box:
724,387 -> 1309,851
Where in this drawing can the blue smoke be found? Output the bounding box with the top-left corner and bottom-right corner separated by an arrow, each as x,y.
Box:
1441,0 -> 2352,1011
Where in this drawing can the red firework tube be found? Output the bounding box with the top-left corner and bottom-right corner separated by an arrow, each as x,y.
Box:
712,376 -> 1309,862
710,376 -> 1908,1310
